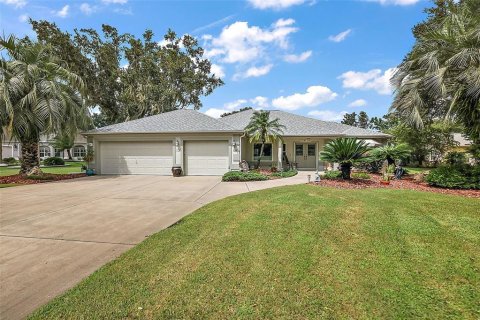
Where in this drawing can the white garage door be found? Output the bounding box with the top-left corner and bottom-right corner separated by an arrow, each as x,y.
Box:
101,141 -> 173,175
184,141 -> 229,176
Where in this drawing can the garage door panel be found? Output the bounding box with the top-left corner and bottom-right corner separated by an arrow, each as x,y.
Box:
101,142 -> 173,175
184,141 -> 229,176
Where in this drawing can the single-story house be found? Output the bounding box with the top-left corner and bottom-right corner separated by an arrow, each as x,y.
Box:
84,109 -> 390,175
2,133 -> 88,161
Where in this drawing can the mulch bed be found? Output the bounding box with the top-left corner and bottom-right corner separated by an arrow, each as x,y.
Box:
0,173 -> 87,185
312,173 -> 480,198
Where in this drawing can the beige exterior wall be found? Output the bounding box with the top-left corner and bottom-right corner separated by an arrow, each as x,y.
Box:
89,132 -> 242,174
241,136 -> 336,170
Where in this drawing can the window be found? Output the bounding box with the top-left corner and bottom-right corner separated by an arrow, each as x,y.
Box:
39,146 -> 51,158
253,143 -> 272,160
295,144 -> 303,156
73,145 -> 86,158
308,144 -> 316,156
55,149 -> 64,158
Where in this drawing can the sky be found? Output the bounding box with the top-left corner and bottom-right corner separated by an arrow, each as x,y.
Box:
0,0 -> 429,121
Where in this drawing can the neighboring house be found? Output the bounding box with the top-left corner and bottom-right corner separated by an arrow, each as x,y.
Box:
1,134 -> 88,161
84,109 -> 389,176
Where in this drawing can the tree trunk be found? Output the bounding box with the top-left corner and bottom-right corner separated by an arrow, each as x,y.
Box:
20,139 -> 40,174
0,133 -> 3,161
340,163 -> 352,180
255,142 -> 265,169
66,148 -> 72,160
386,156 -> 395,166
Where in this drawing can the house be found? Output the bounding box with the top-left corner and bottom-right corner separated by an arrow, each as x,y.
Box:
1,134 -> 88,161
84,109 -> 389,175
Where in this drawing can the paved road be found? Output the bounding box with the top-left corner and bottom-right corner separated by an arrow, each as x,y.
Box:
0,172 -> 312,319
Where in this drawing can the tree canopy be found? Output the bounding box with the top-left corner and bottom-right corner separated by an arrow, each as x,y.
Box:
29,20 -> 224,126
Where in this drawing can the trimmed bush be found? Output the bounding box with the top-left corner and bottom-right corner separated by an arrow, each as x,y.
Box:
222,171 -> 269,182
2,157 -> 17,165
351,172 -> 371,180
425,165 -> 480,189
355,159 -> 383,173
322,170 -> 342,179
43,157 -> 65,166
271,170 -> 298,178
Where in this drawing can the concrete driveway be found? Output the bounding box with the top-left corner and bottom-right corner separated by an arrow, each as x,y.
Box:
0,172 -> 311,319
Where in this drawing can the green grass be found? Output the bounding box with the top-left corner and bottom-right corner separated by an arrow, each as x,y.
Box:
405,166 -> 432,174
0,183 -> 17,188
0,162 -> 84,176
30,186 -> 480,319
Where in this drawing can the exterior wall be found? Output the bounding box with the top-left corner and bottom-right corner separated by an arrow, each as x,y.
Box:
2,133 -> 87,160
89,132 -> 241,175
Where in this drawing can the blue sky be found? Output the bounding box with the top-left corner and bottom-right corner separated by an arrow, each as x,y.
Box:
0,0 -> 429,121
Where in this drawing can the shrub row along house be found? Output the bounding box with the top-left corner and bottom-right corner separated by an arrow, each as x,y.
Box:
2,134 -> 88,161
83,109 -> 389,175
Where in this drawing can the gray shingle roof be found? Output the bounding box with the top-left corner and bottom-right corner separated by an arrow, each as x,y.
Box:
85,109 -> 242,134
218,109 -> 390,138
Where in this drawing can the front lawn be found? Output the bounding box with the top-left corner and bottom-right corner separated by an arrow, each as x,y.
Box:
0,162 -> 85,176
30,186 -> 480,319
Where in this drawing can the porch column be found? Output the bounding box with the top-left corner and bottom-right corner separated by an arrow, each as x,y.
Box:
277,140 -> 283,170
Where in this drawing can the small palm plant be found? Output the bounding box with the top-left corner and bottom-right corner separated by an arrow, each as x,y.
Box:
245,110 -> 285,169
370,143 -> 410,166
320,138 -> 370,180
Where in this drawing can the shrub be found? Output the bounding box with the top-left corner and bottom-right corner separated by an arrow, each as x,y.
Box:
27,174 -> 55,181
2,157 -> 17,165
43,157 -> 65,166
222,171 -> 269,182
271,169 -> 298,178
444,151 -> 466,166
351,172 -> 371,179
355,159 -> 383,173
322,170 -> 342,179
425,165 -> 480,189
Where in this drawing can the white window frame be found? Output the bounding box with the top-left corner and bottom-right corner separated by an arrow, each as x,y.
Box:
39,146 -> 51,158
73,145 -> 86,158
253,143 -> 273,161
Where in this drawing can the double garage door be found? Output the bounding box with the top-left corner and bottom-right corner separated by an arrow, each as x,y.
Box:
100,140 -> 229,176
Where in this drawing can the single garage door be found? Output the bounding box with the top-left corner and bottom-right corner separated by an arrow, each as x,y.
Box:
184,140 -> 229,176
100,141 -> 173,175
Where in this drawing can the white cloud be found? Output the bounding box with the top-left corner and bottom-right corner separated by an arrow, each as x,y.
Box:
224,99 -> 248,110
210,64 -> 225,78
18,13 -> 28,22
205,108 -> 229,118
192,15 -> 235,34
54,5 -> 69,18
113,7 -> 132,15
102,0 -> 127,4
250,96 -> 269,108
248,0 -> 308,10
80,3 -> 95,15
328,29 -> 352,42
0,0 -> 27,8
283,50 -> 312,63
234,64 -> 273,80
272,85 -> 338,111
338,68 -> 396,95
369,0 -> 420,5
204,19 -> 298,64
348,99 -> 367,108
307,110 -> 347,122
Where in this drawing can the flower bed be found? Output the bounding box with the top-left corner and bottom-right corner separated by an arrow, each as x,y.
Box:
313,173 -> 480,198
222,169 -> 298,182
0,173 -> 86,185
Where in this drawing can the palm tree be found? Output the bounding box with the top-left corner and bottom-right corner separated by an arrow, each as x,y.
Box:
391,0 -> 480,152
245,110 -> 285,169
0,35 -> 90,173
370,143 -> 411,166
320,138 -> 370,180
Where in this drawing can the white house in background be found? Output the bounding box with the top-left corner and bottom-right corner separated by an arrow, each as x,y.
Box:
83,109 -> 390,176
1,134 -> 88,161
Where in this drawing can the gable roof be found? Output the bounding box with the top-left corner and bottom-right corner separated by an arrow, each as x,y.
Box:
85,109 -> 242,134
218,109 -> 390,138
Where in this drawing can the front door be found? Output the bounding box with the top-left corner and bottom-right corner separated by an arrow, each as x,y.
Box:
295,143 -> 316,169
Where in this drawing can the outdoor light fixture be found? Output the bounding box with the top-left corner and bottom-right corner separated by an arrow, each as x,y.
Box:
232,141 -> 239,152
175,140 -> 181,151
13,144 -> 18,150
